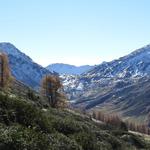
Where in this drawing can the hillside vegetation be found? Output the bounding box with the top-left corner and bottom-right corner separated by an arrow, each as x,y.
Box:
0,89 -> 149,150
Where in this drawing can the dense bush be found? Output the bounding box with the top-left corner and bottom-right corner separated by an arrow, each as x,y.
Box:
71,132 -> 101,150
27,89 -> 38,101
121,133 -> 147,149
0,124 -> 51,150
49,133 -> 82,150
0,94 -> 54,133
0,92 -> 149,150
0,124 -> 81,150
52,118 -> 89,135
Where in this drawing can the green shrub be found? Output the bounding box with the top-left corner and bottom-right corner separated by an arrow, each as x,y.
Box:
49,133 -> 82,150
0,94 -> 54,133
121,134 -> 148,149
0,124 -> 82,150
0,124 -> 51,150
0,92 -> 149,150
71,131 -> 101,150
52,118 -> 89,135
27,89 -> 38,101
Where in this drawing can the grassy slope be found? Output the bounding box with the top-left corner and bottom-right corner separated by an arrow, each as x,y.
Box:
0,88 -> 149,150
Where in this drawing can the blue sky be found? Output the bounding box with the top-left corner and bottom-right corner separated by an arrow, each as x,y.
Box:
0,0 -> 150,66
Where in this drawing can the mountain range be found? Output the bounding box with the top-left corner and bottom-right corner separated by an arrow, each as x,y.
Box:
64,45 -> 150,93
64,45 -> 150,123
46,63 -> 93,75
0,42 -> 150,123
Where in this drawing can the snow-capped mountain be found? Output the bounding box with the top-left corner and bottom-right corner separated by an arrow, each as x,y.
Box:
64,45 -> 150,122
84,44 -> 150,79
63,44 -> 150,99
46,63 -> 93,75
0,42 -> 52,89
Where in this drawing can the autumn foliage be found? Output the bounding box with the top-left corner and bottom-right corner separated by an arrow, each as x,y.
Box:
41,75 -> 68,108
92,110 -> 150,135
92,111 -> 127,131
126,121 -> 150,135
0,53 -> 12,89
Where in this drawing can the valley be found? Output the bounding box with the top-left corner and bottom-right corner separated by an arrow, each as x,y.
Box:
0,42 -> 150,126
0,42 -> 149,149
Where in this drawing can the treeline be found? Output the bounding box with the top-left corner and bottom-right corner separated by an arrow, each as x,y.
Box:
92,111 -> 127,131
126,121 -> 150,135
92,110 -> 150,135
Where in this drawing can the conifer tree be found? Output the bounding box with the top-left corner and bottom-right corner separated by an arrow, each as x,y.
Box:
0,53 -> 12,89
41,75 -> 67,108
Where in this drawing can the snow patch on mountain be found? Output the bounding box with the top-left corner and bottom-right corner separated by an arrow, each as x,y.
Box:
62,44 -> 150,99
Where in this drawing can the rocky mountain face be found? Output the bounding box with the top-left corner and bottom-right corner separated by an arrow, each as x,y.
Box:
46,63 -> 93,75
62,45 -> 150,123
0,42 -> 52,90
64,45 -> 150,97
83,45 -> 150,79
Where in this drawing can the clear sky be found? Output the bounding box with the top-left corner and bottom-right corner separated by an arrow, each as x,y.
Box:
0,0 -> 150,66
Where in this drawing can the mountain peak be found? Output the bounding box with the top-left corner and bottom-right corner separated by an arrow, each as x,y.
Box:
0,42 -> 33,63
0,42 -> 23,57
0,42 -> 15,47
46,63 -> 93,75
0,43 -> 52,89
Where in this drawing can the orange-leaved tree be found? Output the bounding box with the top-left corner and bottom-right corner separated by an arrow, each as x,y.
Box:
0,52 -> 12,89
41,75 -> 67,108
